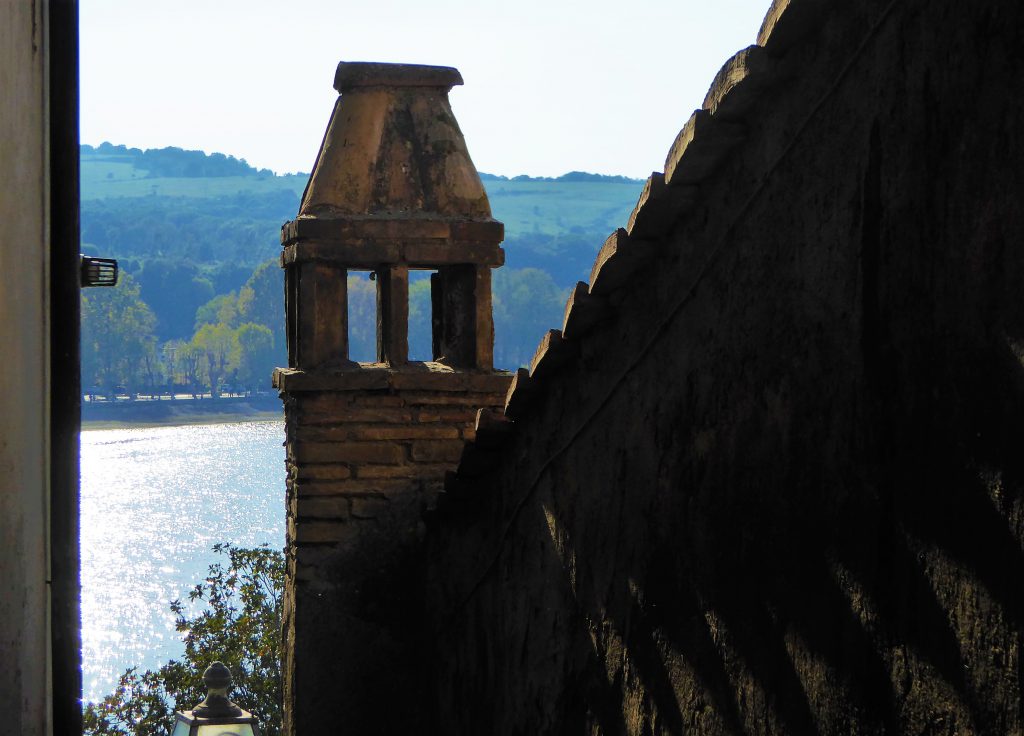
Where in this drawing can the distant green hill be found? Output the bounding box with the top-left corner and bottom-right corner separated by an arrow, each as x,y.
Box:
81,143 -> 309,201
80,144 -> 644,280
81,145 -> 644,229
79,143 -> 647,372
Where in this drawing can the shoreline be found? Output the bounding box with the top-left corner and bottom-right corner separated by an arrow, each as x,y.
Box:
82,410 -> 283,431
81,395 -> 283,430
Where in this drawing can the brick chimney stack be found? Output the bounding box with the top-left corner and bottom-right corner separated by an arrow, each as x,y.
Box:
273,62 -> 512,735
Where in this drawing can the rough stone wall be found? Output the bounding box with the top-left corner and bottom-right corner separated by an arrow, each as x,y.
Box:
276,366 -> 509,734
425,0 -> 1024,734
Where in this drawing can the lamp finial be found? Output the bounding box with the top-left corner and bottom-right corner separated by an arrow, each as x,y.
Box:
192,661 -> 243,718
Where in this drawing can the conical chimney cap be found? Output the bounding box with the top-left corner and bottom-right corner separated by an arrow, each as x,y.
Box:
298,61 -> 493,222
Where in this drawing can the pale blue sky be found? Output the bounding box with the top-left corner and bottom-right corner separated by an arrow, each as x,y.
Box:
80,0 -> 771,178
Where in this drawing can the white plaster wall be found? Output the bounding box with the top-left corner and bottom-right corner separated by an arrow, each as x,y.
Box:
0,1 -> 51,733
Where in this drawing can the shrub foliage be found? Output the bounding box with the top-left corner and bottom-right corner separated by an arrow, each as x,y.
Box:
83,544 -> 284,736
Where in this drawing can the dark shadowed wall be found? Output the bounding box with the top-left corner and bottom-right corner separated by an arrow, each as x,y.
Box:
425,1 -> 1024,733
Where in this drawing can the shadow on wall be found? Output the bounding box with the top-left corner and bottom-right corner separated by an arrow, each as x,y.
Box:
428,331 -> 1024,735
422,0 -> 1024,731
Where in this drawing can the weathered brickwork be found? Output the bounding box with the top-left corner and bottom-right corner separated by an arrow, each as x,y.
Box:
275,61 -> 513,735
282,373 -> 509,567
279,371 -> 510,734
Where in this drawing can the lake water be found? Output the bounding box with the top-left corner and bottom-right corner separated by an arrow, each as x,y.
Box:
80,420 -> 285,703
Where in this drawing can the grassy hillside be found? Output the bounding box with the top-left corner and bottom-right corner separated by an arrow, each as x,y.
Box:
80,144 -> 644,256
81,145 -> 309,200
81,147 -> 642,232
486,178 -> 641,238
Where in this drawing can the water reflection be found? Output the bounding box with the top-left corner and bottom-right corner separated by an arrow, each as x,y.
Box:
80,420 -> 285,702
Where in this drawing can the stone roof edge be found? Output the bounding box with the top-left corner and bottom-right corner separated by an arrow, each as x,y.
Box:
428,0 -> 830,522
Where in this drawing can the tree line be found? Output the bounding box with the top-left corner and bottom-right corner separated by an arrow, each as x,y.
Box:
83,142 -> 280,178
81,259 -> 568,399
81,261 -> 282,399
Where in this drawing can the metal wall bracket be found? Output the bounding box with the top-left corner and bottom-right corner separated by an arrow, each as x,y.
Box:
80,255 -> 118,287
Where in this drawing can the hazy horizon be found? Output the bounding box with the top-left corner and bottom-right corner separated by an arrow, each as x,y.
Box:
80,140 -> 654,180
81,0 -> 771,179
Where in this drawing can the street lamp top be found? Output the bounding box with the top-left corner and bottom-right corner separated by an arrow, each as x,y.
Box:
170,661 -> 260,736
192,662 -> 243,718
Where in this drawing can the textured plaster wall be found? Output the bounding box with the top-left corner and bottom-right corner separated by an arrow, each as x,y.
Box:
0,2 -> 50,734
425,1 -> 1024,733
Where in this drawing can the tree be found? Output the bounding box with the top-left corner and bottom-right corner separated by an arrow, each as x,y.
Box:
195,291 -> 239,331
408,275 -> 432,361
163,340 -> 203,397
83,544 -> 284,736
492,267 -> 570,369
347,273 -> 377,362
81,272 -> 158,397
237,260 -> 284,352
139,341 -> 165,398
233,323 -> 276,392
191,322 -> 236,397
136,259 -> 215,341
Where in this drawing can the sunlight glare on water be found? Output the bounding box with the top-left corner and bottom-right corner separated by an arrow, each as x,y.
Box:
80,420 -> 285,703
